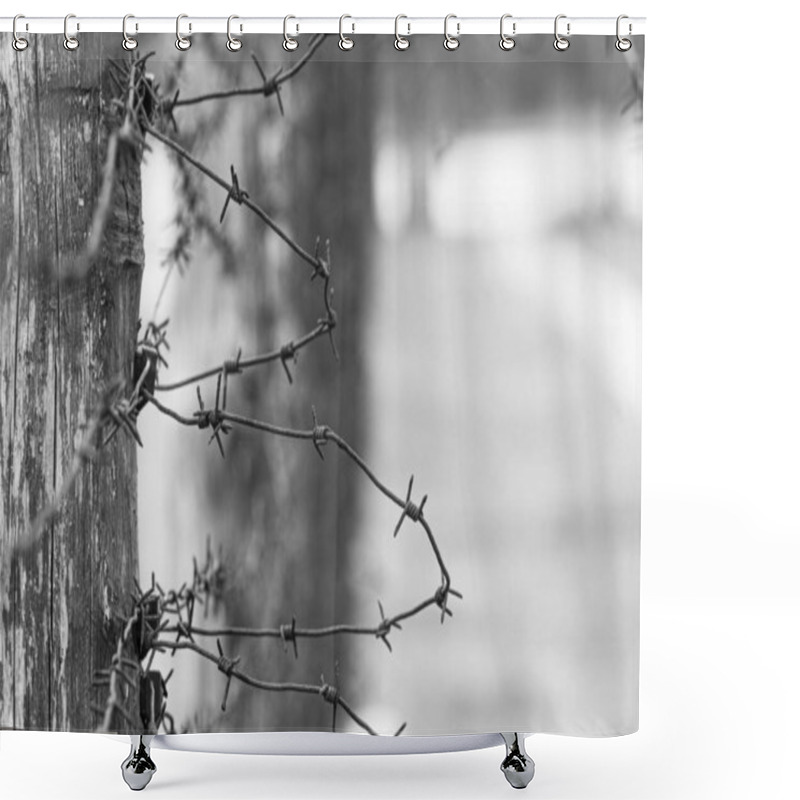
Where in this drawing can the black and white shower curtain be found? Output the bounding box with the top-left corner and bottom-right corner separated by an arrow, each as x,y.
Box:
0,29 -> 643,738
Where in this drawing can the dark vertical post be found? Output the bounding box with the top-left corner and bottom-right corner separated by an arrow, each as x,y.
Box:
1,37 -> 143,731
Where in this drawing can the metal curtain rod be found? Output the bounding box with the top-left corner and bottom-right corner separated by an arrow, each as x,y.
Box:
0,16 -> 646,36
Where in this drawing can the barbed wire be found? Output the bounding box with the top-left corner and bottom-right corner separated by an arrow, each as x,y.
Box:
142,386 -> 460,622
155,316 -> 334,391
17,38 -> 334,555
167,34 -> 327,111
94,547 -> 409,736
92,607 -> 143,732
87,36 -> 459,736
161,594 -> 448,654
141,122 -> 329,279
139,119 -> 339,365
93,548 -> 222,734
152,638 -> 384,735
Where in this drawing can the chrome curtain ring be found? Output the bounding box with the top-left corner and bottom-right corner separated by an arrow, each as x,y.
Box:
175,13 -> 191,51
283,15 -> 299,51
63,13 -> 79,51
443,14 -> 460,51
227,14 -> 243,51
499,13 -> 516,51
615,14 -> 632,51
122,14 -> 138,51
338,14 -> 354,51
394,14 -> 410,50
553,14 -> 570,51
12,14 -> 28,52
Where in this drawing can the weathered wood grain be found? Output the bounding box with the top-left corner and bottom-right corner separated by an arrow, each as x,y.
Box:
1,37 -> 143,731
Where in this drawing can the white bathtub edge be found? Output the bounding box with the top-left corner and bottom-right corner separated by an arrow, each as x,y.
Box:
142,731 -> 509,756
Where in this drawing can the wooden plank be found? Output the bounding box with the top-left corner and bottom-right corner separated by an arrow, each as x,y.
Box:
0,37 -> 143,731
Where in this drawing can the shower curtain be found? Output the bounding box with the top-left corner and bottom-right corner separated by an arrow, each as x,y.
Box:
0,30 -> 643,739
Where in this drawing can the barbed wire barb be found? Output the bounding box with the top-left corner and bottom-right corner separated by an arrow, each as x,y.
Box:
280,617 -> 299,659
215,638 -> 242,712
219,164 -> 249,223
168,34 -> 328,110
394,475 -> 428,538
251,56 -> 285,117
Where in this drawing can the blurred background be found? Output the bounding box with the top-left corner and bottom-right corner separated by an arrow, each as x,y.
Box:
136,34 -> 642,736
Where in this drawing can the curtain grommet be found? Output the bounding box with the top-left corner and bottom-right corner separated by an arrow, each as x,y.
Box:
283,15 -> 299,51
615,14 -> 633,51
63,13 -> 79,51
122,14 -> 138,51
499,14 -> 516,51
175,13 -> 191,51
554,14 -> 570,51
226,15 -> 243,52
394,15 -> 410,51
12,14 -> 29,51
443,14 -> 460,51
338,14 -> 355,51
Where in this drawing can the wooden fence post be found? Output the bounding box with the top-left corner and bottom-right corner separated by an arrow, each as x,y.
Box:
1,38 -> 143,731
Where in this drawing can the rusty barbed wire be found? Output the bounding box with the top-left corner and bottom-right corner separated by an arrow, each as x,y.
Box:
154,315 -> 336,392
21,38 -> 332,550
167,35 -> 328,111
160,595 -> 446,655
123,40 -> 340,388
141,121 -> 328,277
93,572 -> 176,734
151,638 -> 390,735
90,39 -> 459,736
142,387 -> 461,623
93,551 -> 220,734
139,118 -> 339,366
95,546 -> 408,736
92,608 -> 143,732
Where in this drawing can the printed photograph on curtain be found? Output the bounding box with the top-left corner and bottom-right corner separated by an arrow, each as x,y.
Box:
0,32 -> 643,736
